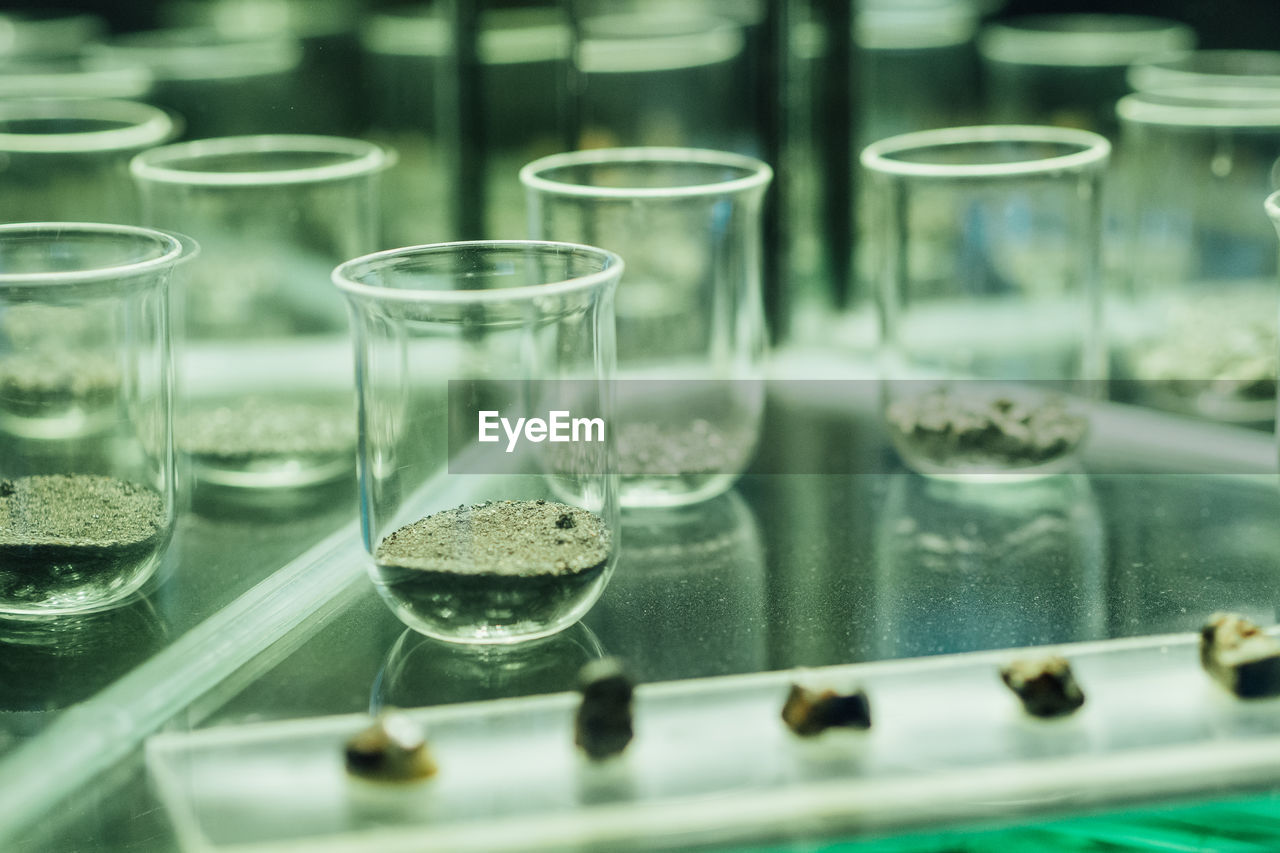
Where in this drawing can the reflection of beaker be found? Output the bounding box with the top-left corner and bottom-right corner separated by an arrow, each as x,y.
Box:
588,489 -> 767,680
371,621 -> 605,712
874,473 -> 1105,660
0,596 -> 166,754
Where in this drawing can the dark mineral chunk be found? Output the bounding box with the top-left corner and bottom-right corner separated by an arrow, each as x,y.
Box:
344,713 -> 437,782
575,657 -> 634,759
781,684 -> 872,736
1000,656 -> 1085,718
1200,612 -> 1280,698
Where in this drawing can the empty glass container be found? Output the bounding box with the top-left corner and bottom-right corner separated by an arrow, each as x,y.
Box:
1129,50 -> 1280,94
854,0 -> 981,149
131,134 -> 390,492
0,223 -> 192,615
521,147 -> 772,506
979,14 -> 1194,135
0,55 -> 152,100
861,125 -> 1109,478
576,6 -> 758,153
87,27 -> 303,139
0,98 -> 175,224
361,4 -> 572,244
0,11 -> 104,59
333,240 -> 622,644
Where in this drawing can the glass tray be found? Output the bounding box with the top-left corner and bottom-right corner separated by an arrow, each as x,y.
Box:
147,628 -> 1280,852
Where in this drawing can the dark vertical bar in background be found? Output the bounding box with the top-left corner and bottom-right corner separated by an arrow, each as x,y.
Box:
760,0 -> 785,344
449,0 -> 486,239
561,0 -> 583,155
819,0 -> 854,309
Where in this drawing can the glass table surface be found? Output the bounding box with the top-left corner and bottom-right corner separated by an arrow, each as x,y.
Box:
2,349 -> 1279,851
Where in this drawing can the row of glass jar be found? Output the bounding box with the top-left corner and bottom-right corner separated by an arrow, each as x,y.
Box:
0,137 -> 771,649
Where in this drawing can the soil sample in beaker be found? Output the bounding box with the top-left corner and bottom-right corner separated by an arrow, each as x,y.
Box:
0,352 -> 120,439
373,499 -> 613,642
887,387 -> 1087,475
0,474 -> 167,612
1129,299 -> 1276,421
180,395 -> 355,489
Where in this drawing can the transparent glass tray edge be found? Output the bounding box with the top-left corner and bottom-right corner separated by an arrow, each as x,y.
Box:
146,628 -> 1280,852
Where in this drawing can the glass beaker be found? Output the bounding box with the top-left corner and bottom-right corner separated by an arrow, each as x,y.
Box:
131,134 -> 391,492
0,11 -> 104,59
978,14 -> 1194,135
854,0 -> 981,150
0,98 -> 176,224
860,125 -> 1109,478
87,27 -> 303,139
0,222 -> 191,615
1114,88 -> 1280,422
162,0 -> 363,136
361,4 -> 572,244
1128,50 -> 1280,94
0,55 -> 152,100
521,147 -> 772,507
333,240 -> 622,644
575,7 -> 758,153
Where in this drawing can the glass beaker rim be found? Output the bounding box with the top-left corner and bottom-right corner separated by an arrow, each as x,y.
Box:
88,27 -> 302,81
332,239 -> 624,305
362,7 -> 570,63
1117,86 -> 1280,127
859,125 -> 1110,178
1129,49 -> 1280,91
0,222 -> 194,287
130,134 -> 393,187
1265,189 -> 1280,224
0,56 -> 152,100
0,98 -> 173,153
979,14 -> 1193,68
519,147 -> 773,199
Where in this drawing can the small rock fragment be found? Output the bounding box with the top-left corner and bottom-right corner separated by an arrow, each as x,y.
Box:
781,684 -> 872,736
1000,656 -> 1085,718
575,657 -> 634,759
344,713 -> 437,782
1200,612 -> 1280,698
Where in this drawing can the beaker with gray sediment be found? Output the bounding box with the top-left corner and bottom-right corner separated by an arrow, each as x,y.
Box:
0,223 -> 191,615
132,134 -> 392,492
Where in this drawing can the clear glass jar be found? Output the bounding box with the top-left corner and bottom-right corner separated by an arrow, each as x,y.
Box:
131,134 -> 391,493
333,240 -> 622,644
1114,87 -> 1280,422
521,147 -> 772,506
0,98 -> 175,224
87,27 -> 303,138
0,223 -> 193,615
360,5 -> 572,244
979,14 -> 1194,135
861,125 -> 1109,478
1128,50 -> 1280,93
